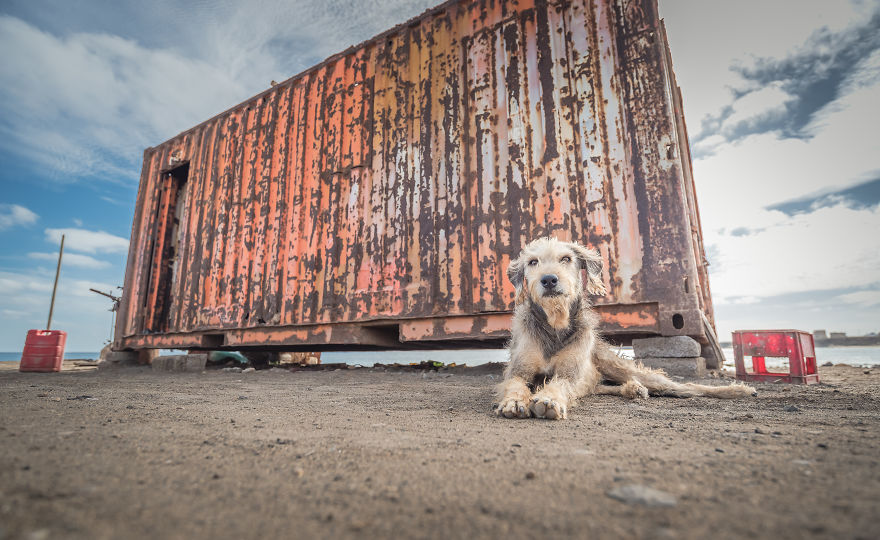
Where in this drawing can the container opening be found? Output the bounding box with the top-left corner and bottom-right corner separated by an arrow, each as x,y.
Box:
672,313 -> 684,329
144,162 -> 189,332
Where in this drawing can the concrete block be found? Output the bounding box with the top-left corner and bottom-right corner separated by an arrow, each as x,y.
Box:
632,336 -> 700,358
638,356 -> 706,378
97,351 -> 140,370
151,354 -> 207,373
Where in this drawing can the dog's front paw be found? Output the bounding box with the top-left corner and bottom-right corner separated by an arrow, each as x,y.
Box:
496,398 -> 531,419
529,396 -> 567,420
621,380 -> 649,399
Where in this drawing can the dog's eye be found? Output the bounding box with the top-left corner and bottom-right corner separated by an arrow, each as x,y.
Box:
561,256 -> 572,263
528,259 -> 538,266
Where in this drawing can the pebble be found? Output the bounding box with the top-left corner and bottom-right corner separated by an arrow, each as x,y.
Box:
606,484 -> 677,507
715,448 -> 725,453
242,367 -> 256,373
784,405 -> 800,412
525,471 -> 536,480
821,362 -> 833,367
755,427 -> 767,434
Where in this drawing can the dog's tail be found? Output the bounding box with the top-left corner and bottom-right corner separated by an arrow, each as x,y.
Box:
594,344 -> 756,399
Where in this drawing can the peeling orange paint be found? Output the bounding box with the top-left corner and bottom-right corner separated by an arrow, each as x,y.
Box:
117,0 -> 713,351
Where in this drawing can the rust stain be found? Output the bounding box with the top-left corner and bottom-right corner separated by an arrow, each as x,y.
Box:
116,0 -> 714,350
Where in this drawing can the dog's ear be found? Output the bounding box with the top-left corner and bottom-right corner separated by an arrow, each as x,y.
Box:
571,243 -> 607,296
507,256 -> 528,305
506,255 -> 525,289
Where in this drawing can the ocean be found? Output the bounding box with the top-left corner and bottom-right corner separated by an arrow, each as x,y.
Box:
4,346 -> 878,368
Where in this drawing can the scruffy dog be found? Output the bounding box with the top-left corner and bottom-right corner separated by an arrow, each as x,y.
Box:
495,237 -> 756,420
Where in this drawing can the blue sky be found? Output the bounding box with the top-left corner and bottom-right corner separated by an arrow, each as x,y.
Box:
1,0 -> 878,351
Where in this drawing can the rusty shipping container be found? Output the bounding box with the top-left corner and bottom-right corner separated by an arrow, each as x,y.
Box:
116,0 -> 720,355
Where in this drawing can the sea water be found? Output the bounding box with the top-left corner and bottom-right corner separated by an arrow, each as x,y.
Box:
2,346 -> 879,368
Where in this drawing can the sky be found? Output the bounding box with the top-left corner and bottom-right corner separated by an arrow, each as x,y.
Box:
0,0 -> 878,351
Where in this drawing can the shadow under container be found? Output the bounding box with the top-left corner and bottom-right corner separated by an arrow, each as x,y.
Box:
114,0 -> 720,357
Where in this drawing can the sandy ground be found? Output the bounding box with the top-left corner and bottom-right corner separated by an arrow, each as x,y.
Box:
1,362 -> 878,540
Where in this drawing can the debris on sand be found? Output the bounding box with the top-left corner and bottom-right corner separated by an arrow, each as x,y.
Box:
606,485 -> 677,508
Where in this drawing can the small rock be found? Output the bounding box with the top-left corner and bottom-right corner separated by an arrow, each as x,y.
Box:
784,405 -> 800,412
293,468 -> 304,478
242,367 -> 256,373
525,471 -> 536,480
212,473 -> 220,480
821,361 -> 833,367
511,443 -> 522,447
715,448 -> 725,453
817,443 -> 828,449
632,336 -> 700,358
864,370 -> 871,375
26,529 -> 50,540
755,427 -> 767,434
607,484 -> 677,508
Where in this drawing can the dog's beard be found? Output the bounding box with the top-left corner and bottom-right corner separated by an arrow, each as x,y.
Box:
536,293 -> 571,330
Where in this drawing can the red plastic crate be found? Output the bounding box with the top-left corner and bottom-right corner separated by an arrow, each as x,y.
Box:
19,330 -> 67,372
732,330 -> 819,384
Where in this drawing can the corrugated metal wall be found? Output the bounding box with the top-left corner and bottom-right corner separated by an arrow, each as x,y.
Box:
117,0 -> 714,350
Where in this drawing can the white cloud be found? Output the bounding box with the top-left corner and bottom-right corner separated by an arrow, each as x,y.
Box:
692,40 -> 880,310
835,290 -> 880,307
44,228 -> 129,254
0,269 -> 119,349
0,1 -> 437,185
660,0 -> 873,135
709,203 -> 880,303
0,204 -> 38,230
718,82 -> 792,134
28,251 -> 111,269
0,15 -> 251,182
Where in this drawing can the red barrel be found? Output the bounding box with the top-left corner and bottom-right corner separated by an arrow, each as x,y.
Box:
20,330 -> 67,372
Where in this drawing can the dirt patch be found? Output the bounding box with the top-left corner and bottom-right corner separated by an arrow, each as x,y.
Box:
0,365 -> 878,539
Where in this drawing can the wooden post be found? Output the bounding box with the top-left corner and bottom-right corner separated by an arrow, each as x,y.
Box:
46,234 -> 65,330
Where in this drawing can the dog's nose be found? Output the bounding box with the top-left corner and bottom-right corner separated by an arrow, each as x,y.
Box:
540,274 -> 558,289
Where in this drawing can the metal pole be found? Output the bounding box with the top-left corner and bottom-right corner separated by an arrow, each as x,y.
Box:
46,234 -> 65,330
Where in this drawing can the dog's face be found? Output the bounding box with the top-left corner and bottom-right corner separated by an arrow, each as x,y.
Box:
507,238 -> 606,319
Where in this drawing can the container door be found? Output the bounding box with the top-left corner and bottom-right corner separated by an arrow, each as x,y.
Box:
142,163 -> 188,332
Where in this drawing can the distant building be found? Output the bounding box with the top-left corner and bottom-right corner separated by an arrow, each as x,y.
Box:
813,330 -> 827,340
829,332 -> 847,339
